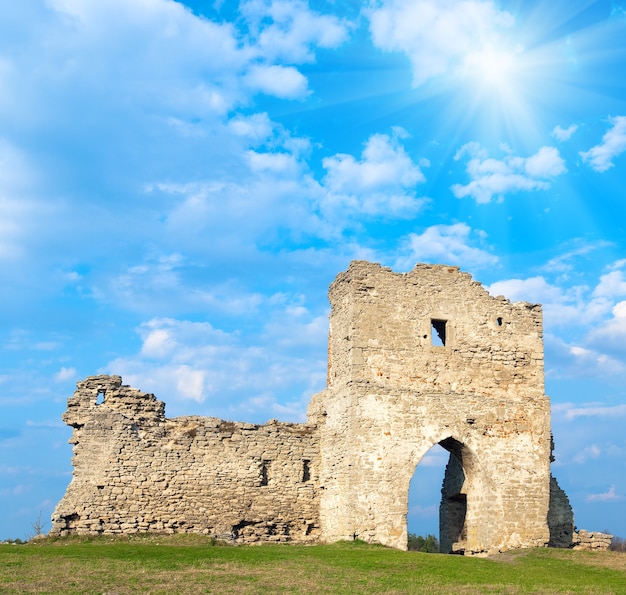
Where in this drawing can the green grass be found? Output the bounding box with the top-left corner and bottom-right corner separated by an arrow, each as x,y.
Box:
1,535 -> 625,594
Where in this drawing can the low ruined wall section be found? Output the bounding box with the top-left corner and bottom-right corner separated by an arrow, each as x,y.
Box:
51,376 -> 321,544
572,530 -> 613,551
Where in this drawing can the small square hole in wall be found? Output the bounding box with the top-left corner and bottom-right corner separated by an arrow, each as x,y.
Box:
431,319 -> 447,346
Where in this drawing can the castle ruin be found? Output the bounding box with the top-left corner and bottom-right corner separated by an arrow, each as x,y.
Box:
51,261 -> 609,554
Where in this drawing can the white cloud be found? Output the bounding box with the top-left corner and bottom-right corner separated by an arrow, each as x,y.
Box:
227,112 -> 273,143
241,0 -> 349,63
54,367 -> 77,383
592,270 -> 626,299
564,403 -> 626,421
5,0 -> 348,136
551,124 -> 578,142
0,484 -> 31,497
324,130 -> 426,190
156,171 -> 328,252
321,131 -> 428,218
394,223 -> 498,271
0,140 -> 40,261
543,241 -> 611,273
452,143 -> 566,203
0,198 -> 31,261
610,259 -> 626,270
573,444 -> 601,463
140,327 -> 177,359
587,300 -> 626,355
263,306 -> 328,349
580,115 -> 626,172
244,64 -> 309,99
41,0 -> 252,115
487,277 -> 565,304
173,365 -> 207,402
111,252 -> 272,315
586,485 -> 623,502
524,146 -> 567,178
246,150 -> 301,175
0,139 -> 32,193
106,312 -> 327,422
545,334 -> 625,379
367,0 -> 514,86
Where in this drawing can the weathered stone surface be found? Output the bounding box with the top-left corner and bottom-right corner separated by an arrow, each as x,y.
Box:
50,261 -> 607,553
572,529 -> 613,550
52,375 -> 320,543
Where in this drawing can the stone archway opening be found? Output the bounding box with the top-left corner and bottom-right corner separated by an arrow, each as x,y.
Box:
408,437 -> 474,554
407,444 -> 447,551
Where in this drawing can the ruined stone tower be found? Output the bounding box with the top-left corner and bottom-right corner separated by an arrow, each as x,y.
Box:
52,261 -> 590,554
310,261 -> 551,554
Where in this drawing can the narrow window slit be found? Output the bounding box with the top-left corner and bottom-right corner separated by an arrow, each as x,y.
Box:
302,459 -> 311,482
96,390 -> 105,405
260,460 -> 270,486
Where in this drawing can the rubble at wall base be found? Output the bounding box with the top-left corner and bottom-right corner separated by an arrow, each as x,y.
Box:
572,530 -> 613,551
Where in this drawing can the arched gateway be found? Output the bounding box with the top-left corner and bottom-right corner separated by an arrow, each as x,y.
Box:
52,261 -> 571,554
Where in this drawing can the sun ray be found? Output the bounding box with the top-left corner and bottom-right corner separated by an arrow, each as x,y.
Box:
408,3 -> 622,144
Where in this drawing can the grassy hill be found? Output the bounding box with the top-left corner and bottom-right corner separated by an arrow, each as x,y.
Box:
1,534 -> 625,594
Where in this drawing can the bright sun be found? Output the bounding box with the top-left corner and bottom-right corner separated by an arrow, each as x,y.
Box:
461,45 -> 521,92
446,40 -> 537,141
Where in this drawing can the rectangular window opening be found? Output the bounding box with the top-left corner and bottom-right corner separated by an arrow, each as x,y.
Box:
260,460 -> 270,486
302,459 -> 311,482
96,390 -> 106,405
431,319 -> 447,347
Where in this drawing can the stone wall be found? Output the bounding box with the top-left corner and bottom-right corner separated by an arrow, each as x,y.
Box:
51,260 -> 606,554
316,262 -> 551,554
52,376 -> 320,543
572,530 -> 613,551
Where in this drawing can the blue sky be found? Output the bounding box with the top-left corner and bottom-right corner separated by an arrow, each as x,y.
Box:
1,0 -> 625,542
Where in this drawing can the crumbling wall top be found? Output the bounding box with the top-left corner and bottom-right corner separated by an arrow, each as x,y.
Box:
63,374 -> 166,428
326,260 -> 545,399
330,260 -> 539,308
